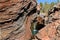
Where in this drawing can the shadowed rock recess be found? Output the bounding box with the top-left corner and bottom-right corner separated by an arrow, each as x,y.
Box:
0,0 -> 38,40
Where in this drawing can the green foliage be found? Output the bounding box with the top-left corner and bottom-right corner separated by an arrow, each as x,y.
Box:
50,2 -> 55,8
43,2 -> 50,13
40,2 -> 43,7
40,2 -> 55,13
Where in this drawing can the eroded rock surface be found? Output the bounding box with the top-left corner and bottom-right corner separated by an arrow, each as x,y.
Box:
36,3 -> 60,40
0,0 -> 37,40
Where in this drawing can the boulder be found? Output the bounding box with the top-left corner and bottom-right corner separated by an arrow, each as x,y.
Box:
36,3 -> 60,40
36,20 -> 60,40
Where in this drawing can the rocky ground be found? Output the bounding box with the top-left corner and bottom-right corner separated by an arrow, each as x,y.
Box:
0,0 -> 60,40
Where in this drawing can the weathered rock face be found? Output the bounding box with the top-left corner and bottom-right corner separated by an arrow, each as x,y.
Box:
36,3 -> 60,40
0,0 -> 37,40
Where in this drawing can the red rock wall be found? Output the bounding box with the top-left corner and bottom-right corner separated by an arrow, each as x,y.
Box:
0,0 -> 37,40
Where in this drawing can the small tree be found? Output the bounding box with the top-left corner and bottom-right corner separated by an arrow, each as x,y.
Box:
50,2 -> 55,8
40,2 -> 43,13
40,2 -> 43,7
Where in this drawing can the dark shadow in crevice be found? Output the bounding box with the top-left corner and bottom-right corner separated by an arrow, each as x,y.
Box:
48,7 -> 60,15
32,18 -> 45,31
27,8 -> 37,16
36,23 -> 45,31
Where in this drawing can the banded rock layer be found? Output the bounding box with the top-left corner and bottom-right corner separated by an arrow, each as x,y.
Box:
0,0 -> 37,40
